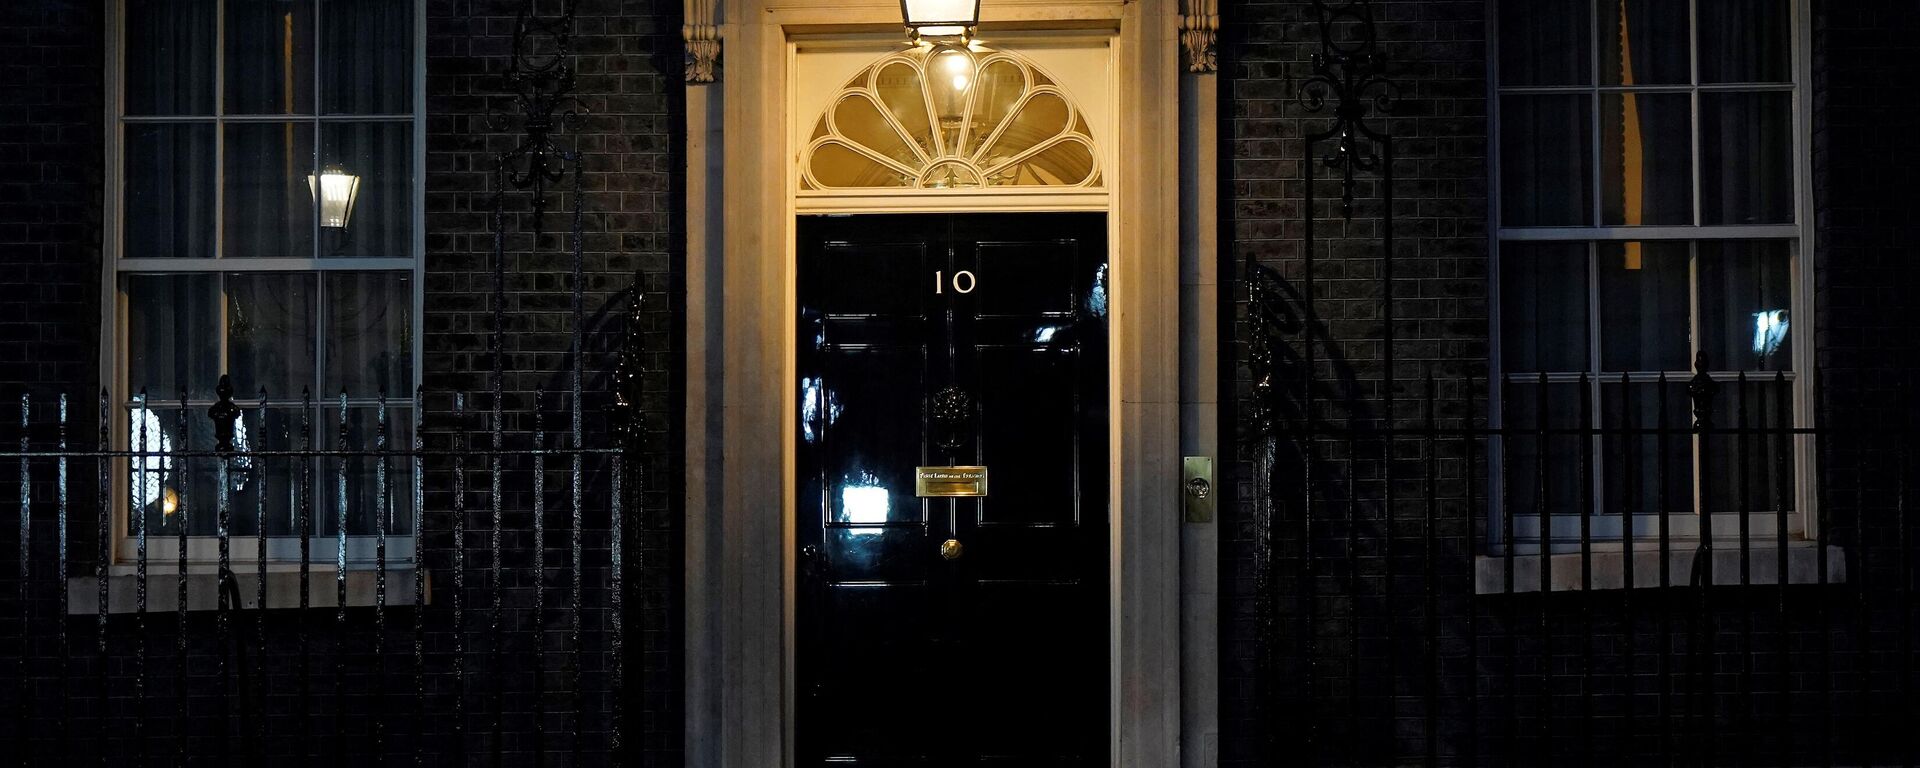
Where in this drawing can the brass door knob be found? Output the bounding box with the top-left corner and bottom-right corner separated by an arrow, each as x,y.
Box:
939,538 -> 964,560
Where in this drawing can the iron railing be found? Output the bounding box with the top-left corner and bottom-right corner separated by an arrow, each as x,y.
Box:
1243,355 -> 1917,765
3,376 -> 637,765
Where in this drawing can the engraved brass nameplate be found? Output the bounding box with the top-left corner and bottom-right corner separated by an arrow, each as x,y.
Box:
915,466 -> 989,498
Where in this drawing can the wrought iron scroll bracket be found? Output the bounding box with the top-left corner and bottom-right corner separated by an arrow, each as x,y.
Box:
1297,0 -> 1396,218
491,0 -> 589,231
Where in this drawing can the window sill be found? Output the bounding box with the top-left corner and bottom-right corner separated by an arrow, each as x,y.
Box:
1474,542 -> 1845,595
66,565 -> 428,614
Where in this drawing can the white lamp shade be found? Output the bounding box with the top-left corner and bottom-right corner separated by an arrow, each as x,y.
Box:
307,168 -> 362,229
901,0 -> 979,37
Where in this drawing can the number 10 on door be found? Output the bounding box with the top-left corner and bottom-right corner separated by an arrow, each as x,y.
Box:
934,270 -> 976,294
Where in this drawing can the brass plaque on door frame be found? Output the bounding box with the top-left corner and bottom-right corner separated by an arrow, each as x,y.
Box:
915,466 -> 989,497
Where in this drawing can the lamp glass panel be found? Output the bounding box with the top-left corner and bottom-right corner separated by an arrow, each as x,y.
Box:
903,0 -> 978,25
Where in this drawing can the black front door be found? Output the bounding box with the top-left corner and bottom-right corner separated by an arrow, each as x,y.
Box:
796,213 -> 1110,766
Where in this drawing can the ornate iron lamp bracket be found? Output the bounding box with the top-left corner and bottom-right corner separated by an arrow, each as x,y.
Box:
1297,0 -> 1396,219
493,0 -> 588,231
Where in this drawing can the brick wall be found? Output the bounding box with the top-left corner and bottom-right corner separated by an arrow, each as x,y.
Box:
1220,0 -> 1490,763
423,0 -> 682,761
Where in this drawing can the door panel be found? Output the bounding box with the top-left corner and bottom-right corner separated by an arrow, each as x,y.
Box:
797,213 -> 1109,767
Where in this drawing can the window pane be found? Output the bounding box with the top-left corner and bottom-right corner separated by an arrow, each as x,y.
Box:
1699,92 -> 1793,225
1503,382 -> 1586,520
129,406 -> 219,537
325,272 -> 412,395
1704,378 -> 1795,515
1599,381 -> 1693,525
227,273 -> 316,398
321,406 -> 414,536
1599,0 -> 1688,86
224,122 -> 316,259
1600,93 -> 1692,225
1598,241 -> 1689,371
125,124 -> 216,259
1498,0 -> 1591,86
1500,95 -> 1594,227
124,0 -> 215,115
224,0 -> 315,115
224,406 -> 305,537
1698,0 -> 1791,83
1697,240 -> 1792,371
127,273 -> 219,398
1500,242 -> 1588,373
320,122 -> 412,258
320,0 -> 413,115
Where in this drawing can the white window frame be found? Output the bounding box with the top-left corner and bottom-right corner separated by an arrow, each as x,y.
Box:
1486,0 -> 1818,553
100,0 -> 427,567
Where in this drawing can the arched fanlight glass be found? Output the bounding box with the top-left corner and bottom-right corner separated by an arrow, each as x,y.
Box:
307,165 -> 362,229
901,0 -> 980,42
801,46 -> 1102,191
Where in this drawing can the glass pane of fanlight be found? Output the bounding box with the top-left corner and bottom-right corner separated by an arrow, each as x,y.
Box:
979,91 -> 1069,169
962,59 -> 1026,159
988,139 -> 1095,187
833,94 -> 919,167
875,61 -> 936,157
810,143 -> 909,188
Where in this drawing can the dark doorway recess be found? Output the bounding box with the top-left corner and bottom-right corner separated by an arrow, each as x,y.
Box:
795,212 -> 1111,766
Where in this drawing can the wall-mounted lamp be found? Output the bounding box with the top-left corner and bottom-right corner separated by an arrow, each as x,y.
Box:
901,0 -> 980,43
308,165 -> 363,229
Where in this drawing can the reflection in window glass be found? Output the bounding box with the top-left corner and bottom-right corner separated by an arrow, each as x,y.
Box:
223,0 -> 314,115
1497,0 -> 1590,86
319,0 -> 413,115
1700,92 -> 1794,225
325,272 -> 413,395
1600,93 -> 1692,226
1499,243 -> 1588,373
1698,241 -> 1793,371
225,122 -> 316,259
124,0 -> 215,115
1599,0 -> 1689,86
125,124 -> 217,259
226,272 -> 317,397
320,121 -> 413,258
1598,241 -> 1690,372
1697,0 -> 1792,84
1500,95 -> 1593,227
127,274 -> 220,398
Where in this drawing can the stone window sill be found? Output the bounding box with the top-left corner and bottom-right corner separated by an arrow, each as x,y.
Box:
66,566 -> 428,614
1474,542 -> 1846,595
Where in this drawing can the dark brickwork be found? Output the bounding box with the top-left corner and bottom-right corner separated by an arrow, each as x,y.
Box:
423,0 -> 682,762
1221,0 -> 1490,764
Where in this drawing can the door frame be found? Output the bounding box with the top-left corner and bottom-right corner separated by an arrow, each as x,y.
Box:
682,2 -> 1186,766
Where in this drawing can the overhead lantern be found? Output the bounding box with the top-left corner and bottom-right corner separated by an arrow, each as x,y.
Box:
901,0 -> 980,43
308,165 -> 363,229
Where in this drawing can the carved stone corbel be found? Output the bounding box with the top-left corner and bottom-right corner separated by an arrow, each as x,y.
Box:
1181,0 -> 1218,73
684,0 -> 721,83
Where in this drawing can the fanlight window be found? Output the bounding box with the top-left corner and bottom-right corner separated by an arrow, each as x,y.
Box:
802,46 -> 1102,190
